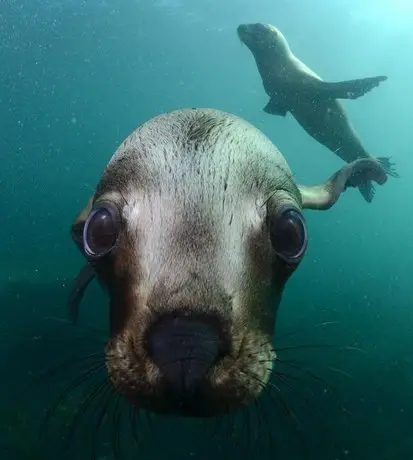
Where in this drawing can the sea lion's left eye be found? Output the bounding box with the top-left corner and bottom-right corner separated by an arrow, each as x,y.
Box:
83,202 -> 121,259
269,206 -> 308,264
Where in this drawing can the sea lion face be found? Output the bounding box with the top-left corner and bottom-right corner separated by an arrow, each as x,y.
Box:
72,109 -> 308,418
237,23 -> 288,57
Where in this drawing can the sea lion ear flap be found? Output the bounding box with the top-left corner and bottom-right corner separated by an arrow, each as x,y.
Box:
67,264 -> 96,325
71,196 -> 94,251
297,158 -> 388,210
68,196 -> 96,325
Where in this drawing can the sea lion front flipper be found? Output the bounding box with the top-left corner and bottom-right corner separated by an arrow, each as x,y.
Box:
313,75 -> 387,100
67,263 -> 96,325
263,97 -> 288,116
297,158 -> 388,210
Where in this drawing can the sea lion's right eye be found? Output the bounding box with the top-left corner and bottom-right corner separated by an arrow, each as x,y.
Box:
269,206 -> 308,265
83,202 -> 121,259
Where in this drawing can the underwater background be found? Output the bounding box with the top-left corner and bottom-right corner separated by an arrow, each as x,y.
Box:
1,0 -> 413,458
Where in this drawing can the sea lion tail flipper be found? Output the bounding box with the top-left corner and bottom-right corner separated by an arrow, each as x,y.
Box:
298,158 -> 387,209
67,263 -> 96,325
376,156 -> 399,179
263,97 -> 288,116
353,156 -> 398,203
315,76 -> 387,100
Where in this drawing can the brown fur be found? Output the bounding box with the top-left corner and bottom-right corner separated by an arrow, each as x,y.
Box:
70,108 -> 387,417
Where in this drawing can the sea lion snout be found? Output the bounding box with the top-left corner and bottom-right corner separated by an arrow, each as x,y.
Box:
237,24 -> 248,37
237,23 -> 260,38
146,313 -> 227,397
237,23 -> 259,44
237,23 -> 282,54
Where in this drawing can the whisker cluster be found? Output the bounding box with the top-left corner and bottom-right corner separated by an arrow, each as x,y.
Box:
16,318 -> 363,459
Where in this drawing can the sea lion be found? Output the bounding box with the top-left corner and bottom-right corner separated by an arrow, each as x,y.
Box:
237,23 -> 398,203
68,108 -> 387,418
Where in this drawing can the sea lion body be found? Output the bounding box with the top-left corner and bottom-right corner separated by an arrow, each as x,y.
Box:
290,97 -> 369,164
237,23 -> 398,202
69,108 -> 387,419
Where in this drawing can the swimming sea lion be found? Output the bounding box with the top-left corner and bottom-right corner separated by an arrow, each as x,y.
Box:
237,23 -> 398,203
69,108 -> 387,418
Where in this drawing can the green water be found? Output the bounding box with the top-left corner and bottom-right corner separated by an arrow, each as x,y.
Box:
1,0 -> 413,459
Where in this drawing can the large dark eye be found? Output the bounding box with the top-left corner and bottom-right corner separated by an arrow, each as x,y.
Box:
83,202 -> 120,259
269,206 -> 307,264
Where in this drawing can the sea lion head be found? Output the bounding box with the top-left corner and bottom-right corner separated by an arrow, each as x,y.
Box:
237,23 -> 289,58
70,108 -> 386,419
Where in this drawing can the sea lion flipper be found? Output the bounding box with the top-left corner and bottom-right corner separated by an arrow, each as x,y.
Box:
298,158 -> 388,210
376,156 -> 399,179
314,76 -> 387,100
263,97 -> 288,116
67,263 -> 96,325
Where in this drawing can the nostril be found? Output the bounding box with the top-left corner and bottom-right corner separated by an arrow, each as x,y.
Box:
146,313 -> 223,396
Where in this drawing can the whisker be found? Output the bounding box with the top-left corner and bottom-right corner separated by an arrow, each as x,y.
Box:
254,338 -> 367,358
64,376 -> 111,452
111,393 -> 125,460
273,369 -> 337,444
239,368 -> 308,459
240,402 -> 252,456
272,343 -> 368,357
327,366 -> 353,380
274,343 -> 344,352
208,414 -> 224,442
21,351 -> 107,399
222,408 -> 235,457
262,379 -> 309,459
144,409 -> 156,445
39,361 -> 107,439
129,405 -> 141,448
274,321 -> 340,343
274,369 -> 315,397
342,345 -> 368,355
277,359 -> 344,403
276,358 -> 353,419
248,397 -> 261,455
195,412 -> 225,457
229,409 -> 239,452
90,383 -> 117,460
255,391 -> 275,458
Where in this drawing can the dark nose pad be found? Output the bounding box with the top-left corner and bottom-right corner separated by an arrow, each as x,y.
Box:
146,313 -> 222,397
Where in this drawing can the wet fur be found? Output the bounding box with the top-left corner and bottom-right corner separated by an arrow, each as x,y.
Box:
70,108 -> 388,419
74,109 -> 299,417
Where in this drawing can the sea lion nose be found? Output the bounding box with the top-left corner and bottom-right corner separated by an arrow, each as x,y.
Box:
237,24 -> 248,35
146,313 -> 222,396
